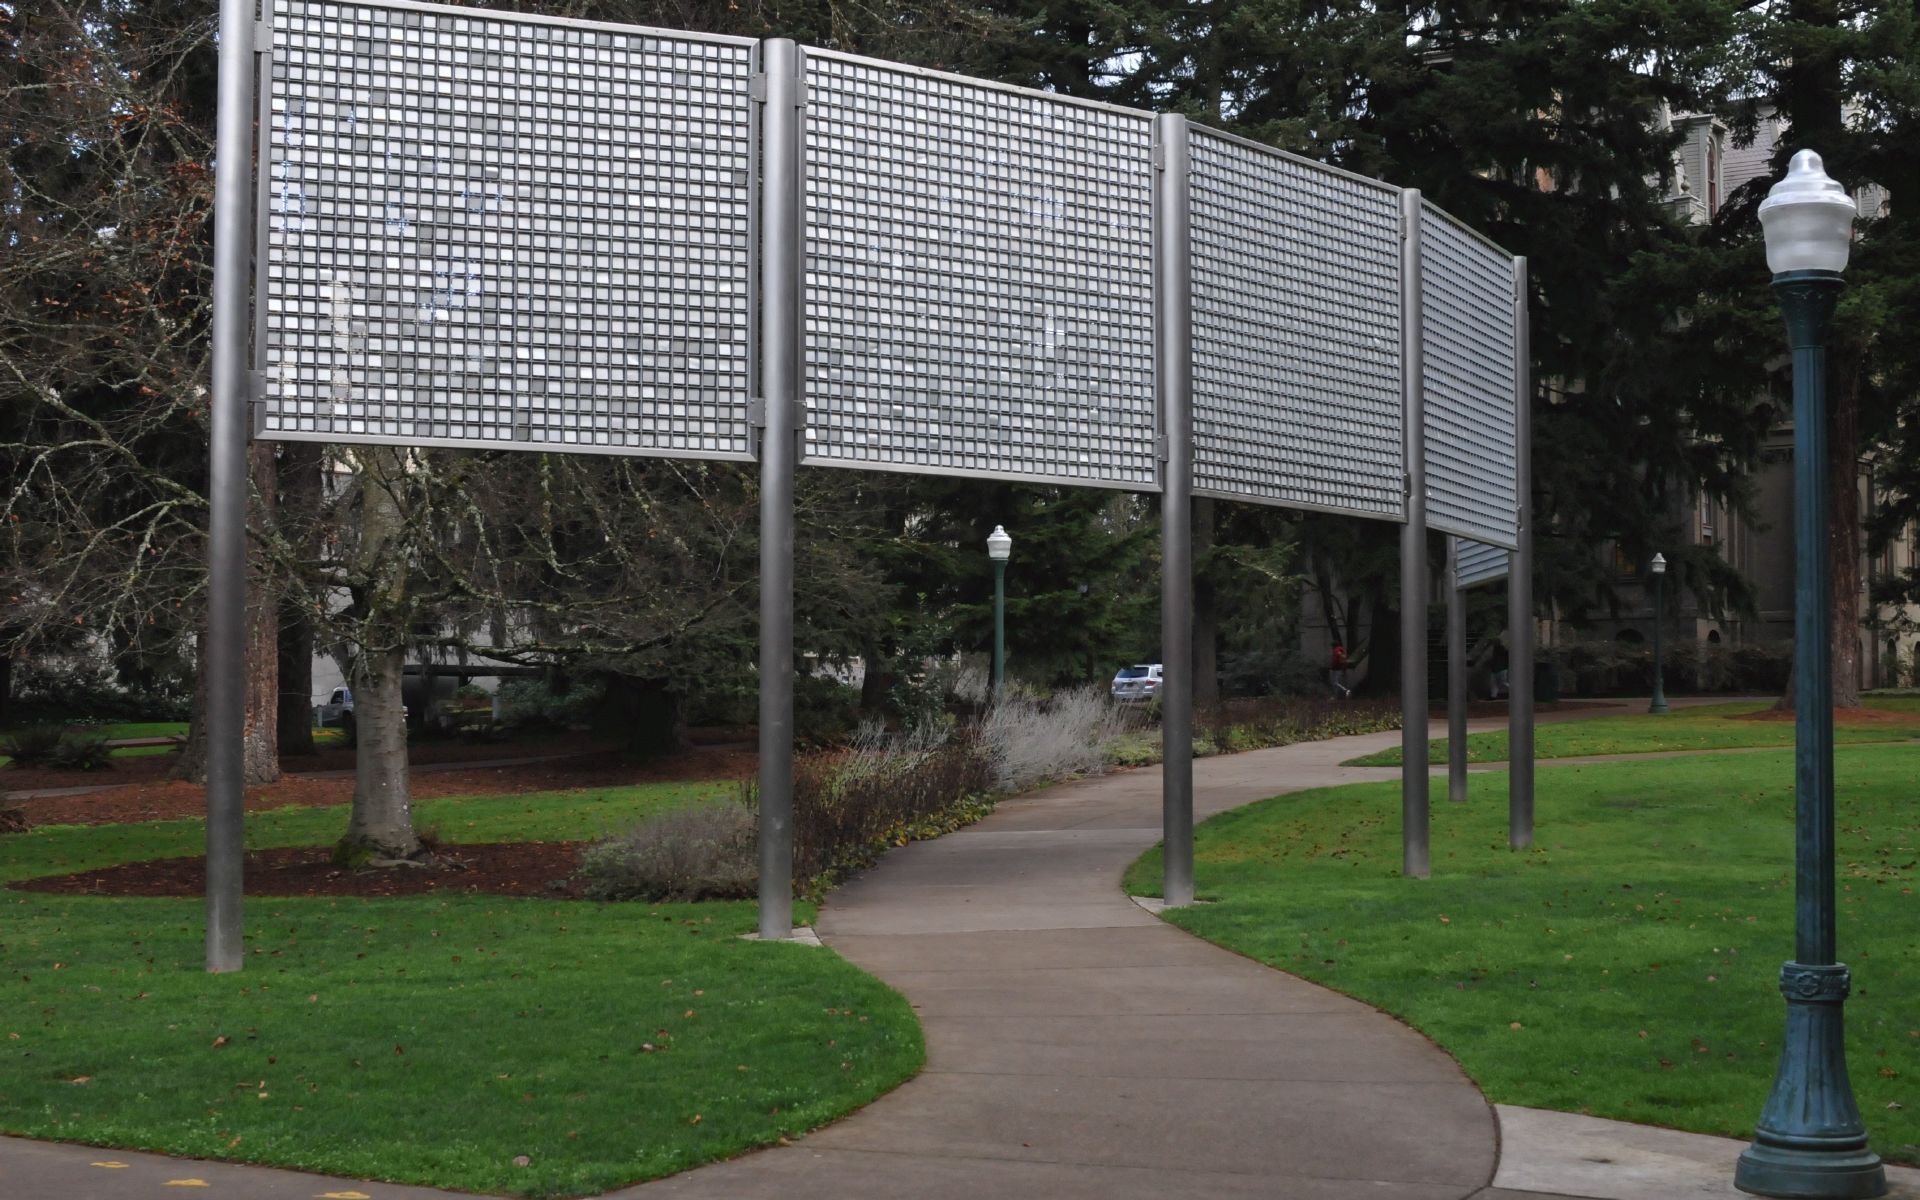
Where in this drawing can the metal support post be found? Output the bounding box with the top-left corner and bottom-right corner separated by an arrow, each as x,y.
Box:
205,0 -> 255,974
1651,569 -> 1669,713
992,557 -> 1007,703
1155,113 -> 1194,908
1736,270 -> 1884,1199
1509,257 -> 1535,850
755,40 -> 801,941
1399,189 -> 1429,880
1447,536 -> 1468,802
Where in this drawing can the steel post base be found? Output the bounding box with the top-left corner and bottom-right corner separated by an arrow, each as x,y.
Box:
1737,964 -> 1885,1199
1735,1141 -> 1885,1199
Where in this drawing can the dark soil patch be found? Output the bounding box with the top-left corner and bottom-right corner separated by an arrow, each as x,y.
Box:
5,744 -> 755,829
1732,706 -> 1916,724
8,841 -> 591,898
1427,699 -> 1626,719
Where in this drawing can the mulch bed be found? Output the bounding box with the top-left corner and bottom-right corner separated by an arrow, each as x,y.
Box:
2,744 -> 755,830
8,841 -> 593,899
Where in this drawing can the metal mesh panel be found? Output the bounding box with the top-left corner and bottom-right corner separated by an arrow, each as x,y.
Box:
1421,205 -> 1517,547
1188,131 -> 1404,518
257,0 -> 755,458
1456,538 -> 1510,589
800,53 -> 1158,486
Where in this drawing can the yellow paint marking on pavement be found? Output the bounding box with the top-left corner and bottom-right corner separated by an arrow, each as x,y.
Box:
163,1181 -> 210,1187
317,1192 -> 372,1198
90,1161 -> 130,1168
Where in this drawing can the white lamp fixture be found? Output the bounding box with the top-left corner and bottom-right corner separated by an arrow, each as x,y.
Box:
986,525 -> 1013,561
1758,150 -> 1857,275
1650,552 -> 1666,575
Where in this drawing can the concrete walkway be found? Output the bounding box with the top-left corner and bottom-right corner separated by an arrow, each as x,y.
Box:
631,726 -> 1509,1199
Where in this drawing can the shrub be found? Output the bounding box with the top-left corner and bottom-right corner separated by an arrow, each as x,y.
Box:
1195,695 -> 1401,755
48,729 -> 115,771
580,724 -> 999,901
576,803 -> 759,902
788,734 -> 995,883
981,684 -> 1136,792
7,656 -> 191,723
0,725 -> 114,771
0,724 -> 69,768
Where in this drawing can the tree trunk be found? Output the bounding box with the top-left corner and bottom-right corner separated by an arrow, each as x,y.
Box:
277,601 -> 316,756
242,441 -> 282,782
338,644 -> 419,862
276,441 -> 324,756
168,632 -> 209,781
1359,591 -> 1398,698
334,448 -> 420,864
1192,496 -> 1219,706
1774,354 -> 1864,712
1827,357 -> 1862,708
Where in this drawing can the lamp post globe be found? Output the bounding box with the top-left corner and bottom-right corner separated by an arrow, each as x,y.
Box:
1735,151 -> 1883,1200
1648,553 -> 1669,715
987,526 -> 1011,703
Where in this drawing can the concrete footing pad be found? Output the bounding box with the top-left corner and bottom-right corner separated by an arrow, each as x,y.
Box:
1491,1105 -> 1920,1200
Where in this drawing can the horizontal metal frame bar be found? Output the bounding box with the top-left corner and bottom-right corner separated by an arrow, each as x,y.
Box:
802,452 -> 1162,494
263,0 -> 757,47
259,427 -> 756,462
802,45 -> 1156,124
1428,514 -> 1518,551
1192,486 -> 1401,525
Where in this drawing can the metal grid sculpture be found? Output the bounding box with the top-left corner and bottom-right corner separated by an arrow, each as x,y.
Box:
1456,537 -> 1511,588
211,10 -> 1533,964
1421,204 -> 1519,547
1188,129 -> 1405,519
256,0 -> 757,458
798,51 -> 1159,488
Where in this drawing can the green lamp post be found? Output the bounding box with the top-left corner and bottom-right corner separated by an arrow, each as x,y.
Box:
987,525 -> 1012,703
1648,553 -> 1669,715
1734,150 -> 1884,1200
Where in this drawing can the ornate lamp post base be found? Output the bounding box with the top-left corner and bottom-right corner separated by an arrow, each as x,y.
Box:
1736,965 -> 1884,1198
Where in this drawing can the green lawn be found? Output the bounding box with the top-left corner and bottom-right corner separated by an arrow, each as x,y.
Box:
1344,699 -> 1920,766
1124,744 -> 1920,1165
0,894 -> 921,1197
1,781 -> 732,885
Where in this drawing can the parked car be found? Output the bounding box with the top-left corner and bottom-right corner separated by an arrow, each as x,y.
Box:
316,686 -> 353,726
1110,663 -> 1163,700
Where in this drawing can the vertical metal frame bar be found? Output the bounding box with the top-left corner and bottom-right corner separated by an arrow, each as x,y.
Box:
756,39 -> 801,939
1155,114 -> 1194,908
205,0 -> 255,973
252,29 -> 273,394
1399,189 -> 1430,880
745,40 -> 763,433
1447,536 -> 1469,802
1509,257 -> 1535,848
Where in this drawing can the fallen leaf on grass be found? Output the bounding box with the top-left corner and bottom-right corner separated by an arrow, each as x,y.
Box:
690,1114 -> 702,1125
71,1076 -> 90,1084
212,1037 -> 229,1048
512,1155 -> 531,1166
1509,1023 -> 1522,1030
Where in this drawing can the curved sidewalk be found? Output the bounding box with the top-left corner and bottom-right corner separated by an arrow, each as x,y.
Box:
634,728 -> 1504,1199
